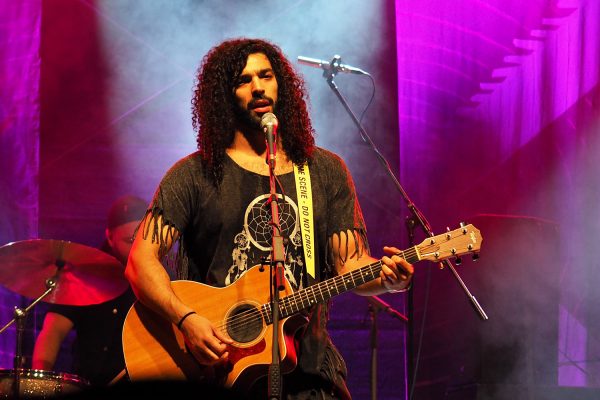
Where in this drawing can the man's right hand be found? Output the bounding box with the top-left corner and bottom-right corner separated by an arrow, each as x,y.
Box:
179,313 -> 234,366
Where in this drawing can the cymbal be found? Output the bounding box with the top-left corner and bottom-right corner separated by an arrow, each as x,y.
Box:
0,239 -> 129,306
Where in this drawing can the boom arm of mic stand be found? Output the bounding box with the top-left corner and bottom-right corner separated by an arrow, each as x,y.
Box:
322,73 -> 488,321
368,296 -> 409,322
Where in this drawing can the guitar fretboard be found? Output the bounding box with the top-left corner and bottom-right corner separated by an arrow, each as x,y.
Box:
261,246 -> 419,324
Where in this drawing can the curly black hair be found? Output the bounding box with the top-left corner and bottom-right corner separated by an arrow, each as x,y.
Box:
191,38 -> 315,185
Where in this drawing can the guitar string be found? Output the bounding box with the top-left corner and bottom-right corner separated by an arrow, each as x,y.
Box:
211,239 -> 462,334
210,242 -> 445,333
210,248 -> 418,334
212,259 -> 387,333
209,239 -> 468,334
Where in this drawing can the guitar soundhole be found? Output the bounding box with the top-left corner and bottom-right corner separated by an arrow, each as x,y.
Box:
227,303 -> 264,343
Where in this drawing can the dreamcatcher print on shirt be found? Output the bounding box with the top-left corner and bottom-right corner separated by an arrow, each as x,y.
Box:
225,193 -> 305,290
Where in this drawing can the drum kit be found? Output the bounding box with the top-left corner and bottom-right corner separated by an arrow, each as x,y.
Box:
0,239 -> 130,398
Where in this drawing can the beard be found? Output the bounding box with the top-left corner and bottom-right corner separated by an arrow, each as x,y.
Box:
233,96 -> 277,131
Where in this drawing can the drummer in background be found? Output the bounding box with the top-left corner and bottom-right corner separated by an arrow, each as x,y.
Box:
32,195 -> 148,387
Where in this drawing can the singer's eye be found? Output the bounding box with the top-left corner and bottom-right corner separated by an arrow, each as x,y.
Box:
235,75 -> 251,86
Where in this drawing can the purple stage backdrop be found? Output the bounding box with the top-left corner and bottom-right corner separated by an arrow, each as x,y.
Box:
1,1 -> 599,399
0,0 -> 40,369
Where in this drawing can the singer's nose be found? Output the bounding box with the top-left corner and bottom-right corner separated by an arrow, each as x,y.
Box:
251,76 -> 265,94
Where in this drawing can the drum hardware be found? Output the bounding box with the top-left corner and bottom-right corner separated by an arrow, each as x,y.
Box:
0,369 -> 88,399
0,239 -> 127,398
0,269 -> 60,398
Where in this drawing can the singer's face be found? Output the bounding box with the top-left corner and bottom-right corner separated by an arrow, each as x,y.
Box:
234,53 -> 278,127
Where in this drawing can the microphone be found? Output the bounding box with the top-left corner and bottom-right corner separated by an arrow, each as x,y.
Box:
297,55 -> 369,76
260,112 -> 278,168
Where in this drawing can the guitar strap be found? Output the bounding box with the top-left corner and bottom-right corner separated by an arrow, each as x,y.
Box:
293,163 -> 316,281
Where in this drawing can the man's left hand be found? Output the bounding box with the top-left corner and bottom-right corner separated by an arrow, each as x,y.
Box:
380,246 -> 414,292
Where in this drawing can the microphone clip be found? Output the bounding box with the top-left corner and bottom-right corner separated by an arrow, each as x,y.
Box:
323,55 -> 343,79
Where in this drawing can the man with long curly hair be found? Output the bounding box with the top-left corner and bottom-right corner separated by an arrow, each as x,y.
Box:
125,38 -> 413,399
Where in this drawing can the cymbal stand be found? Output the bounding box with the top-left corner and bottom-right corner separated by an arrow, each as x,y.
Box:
0,271 -> 59,398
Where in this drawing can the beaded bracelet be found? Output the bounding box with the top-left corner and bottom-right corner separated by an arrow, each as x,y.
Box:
387,282 -> 412,293
177,311 -> 197,330
383,277 -> 412,293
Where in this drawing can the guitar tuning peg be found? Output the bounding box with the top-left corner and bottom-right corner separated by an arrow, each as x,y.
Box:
472,253 -> 480,261
446,226 -> 451,232
455,257 -> 462,265
459,222 -> 466,227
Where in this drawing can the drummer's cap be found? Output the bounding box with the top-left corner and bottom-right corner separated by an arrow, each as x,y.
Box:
107,195 -> 148,229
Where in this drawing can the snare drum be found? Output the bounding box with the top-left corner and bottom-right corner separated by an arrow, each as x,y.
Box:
0,369 -> 88,398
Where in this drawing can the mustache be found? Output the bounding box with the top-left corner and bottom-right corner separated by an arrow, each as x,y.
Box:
247,95 -> 274,109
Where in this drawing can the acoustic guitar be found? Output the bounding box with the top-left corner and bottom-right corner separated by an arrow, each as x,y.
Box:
122,224 -> 482,390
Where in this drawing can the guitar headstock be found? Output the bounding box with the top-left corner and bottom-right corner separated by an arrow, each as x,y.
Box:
416,224 -> 482,263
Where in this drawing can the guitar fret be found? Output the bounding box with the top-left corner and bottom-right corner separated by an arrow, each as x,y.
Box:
301,289 -> 309,308
324,280 -> 332,298
333,275 -> 342,294
294,294 -> 301,312
329,278 -> 338,297
350,270 -> 357,287
280,298 -> 294,314
309,286 -> 318,306
341,274 -> 349,291
283,298 -> 291,316
262,304 -> 271,325
318,282 -> 326,302
335,277 -> 342,294
358,268 -> 365,285
302,288 -> 313,308
302,288 -> 311,309
301,290 -> 309,310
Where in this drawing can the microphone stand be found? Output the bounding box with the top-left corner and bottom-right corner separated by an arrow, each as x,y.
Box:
369,303 -> 378,400
265,129 -> 285,400
317,57 -> 488,399
367,296 -> 408,400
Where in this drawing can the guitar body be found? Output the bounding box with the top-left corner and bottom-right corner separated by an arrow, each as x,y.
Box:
122,265 -> 307,390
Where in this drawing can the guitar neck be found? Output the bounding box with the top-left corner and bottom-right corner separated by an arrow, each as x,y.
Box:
263,246 -> 420,322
